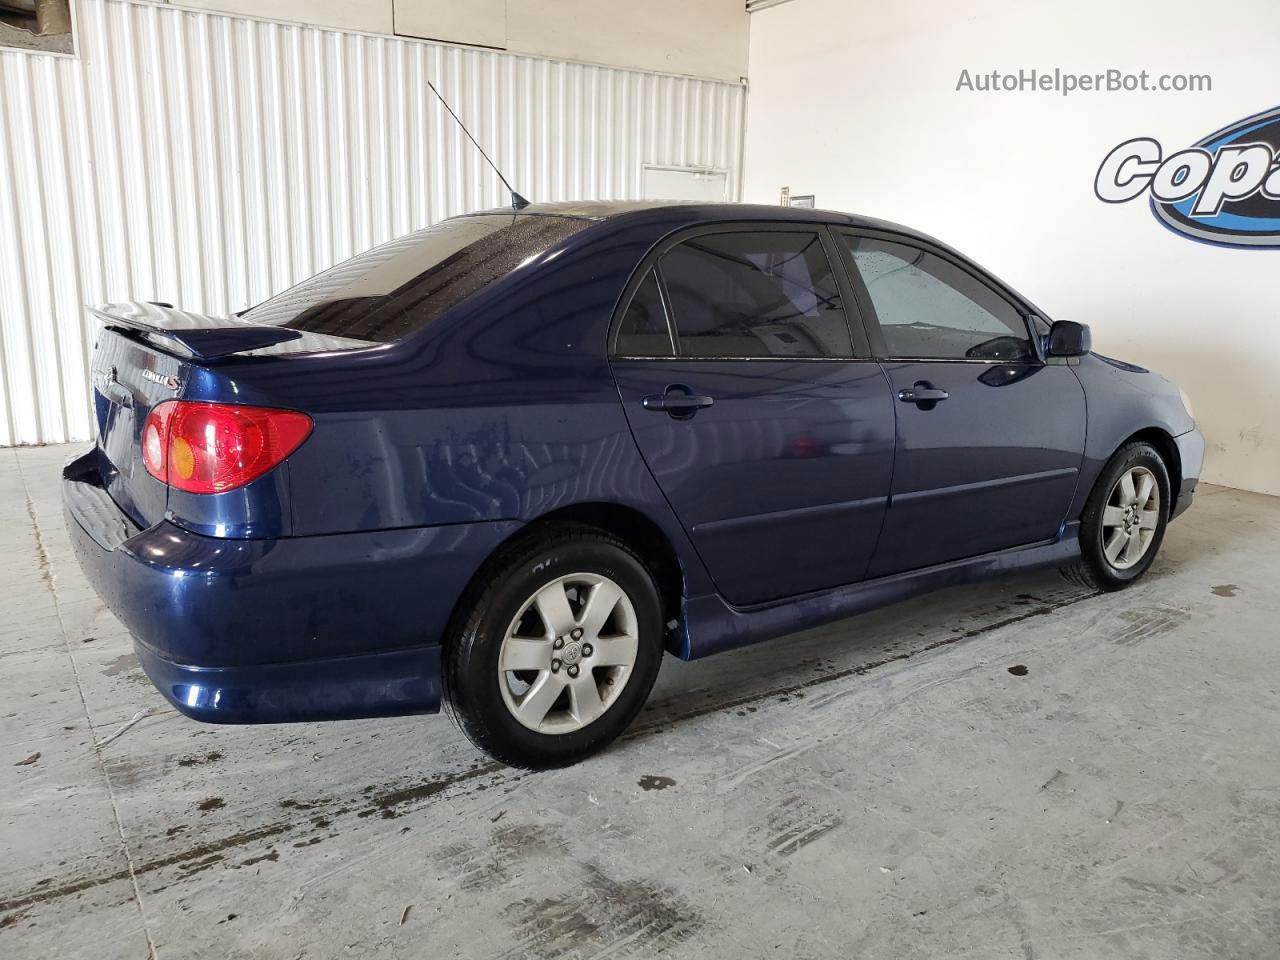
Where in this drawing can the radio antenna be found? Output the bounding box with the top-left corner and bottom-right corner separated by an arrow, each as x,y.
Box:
427,80 -> 530,211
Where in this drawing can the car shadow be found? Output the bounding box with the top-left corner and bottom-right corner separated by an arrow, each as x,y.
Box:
617,479 -> 1257,750
622,565 -> 1101,745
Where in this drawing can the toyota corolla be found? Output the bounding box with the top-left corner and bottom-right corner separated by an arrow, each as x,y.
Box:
63,201 -> 1203,767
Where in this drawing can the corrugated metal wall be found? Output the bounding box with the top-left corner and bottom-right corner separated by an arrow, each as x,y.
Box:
0,0 -> 746,446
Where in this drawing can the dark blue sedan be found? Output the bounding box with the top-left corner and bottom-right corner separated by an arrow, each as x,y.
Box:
63,202 -> 1203,767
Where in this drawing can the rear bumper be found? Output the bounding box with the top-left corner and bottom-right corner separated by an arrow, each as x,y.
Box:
62,447 -> 520,723
132,639 -> 441,723
1172,428 -> 1204,520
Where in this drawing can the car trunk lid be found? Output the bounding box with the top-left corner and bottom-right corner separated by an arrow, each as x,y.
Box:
89,302 -> 372,528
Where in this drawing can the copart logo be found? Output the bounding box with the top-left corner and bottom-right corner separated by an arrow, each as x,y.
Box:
1096,105 -> 1280,247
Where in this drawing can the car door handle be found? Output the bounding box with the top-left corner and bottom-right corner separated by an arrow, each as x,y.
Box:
897,382 -> 949,405
642,388 -> 715,415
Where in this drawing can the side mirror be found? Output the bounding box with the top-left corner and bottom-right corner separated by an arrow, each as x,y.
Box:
1047,320 -> 1092,358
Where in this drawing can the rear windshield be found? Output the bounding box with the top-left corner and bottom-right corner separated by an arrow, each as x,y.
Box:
241,214 -> 589,342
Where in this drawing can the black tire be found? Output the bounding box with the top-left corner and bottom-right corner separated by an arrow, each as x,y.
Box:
442,525 -> 664,769
1062,441 -> 1170,591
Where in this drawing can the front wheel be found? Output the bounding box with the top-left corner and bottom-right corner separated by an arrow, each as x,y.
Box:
1062,441 -> 1170,591
442,526 -> 664,769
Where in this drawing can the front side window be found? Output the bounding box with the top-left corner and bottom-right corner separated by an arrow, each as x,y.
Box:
659,231 -> 854,359
843,236 -> 1033,361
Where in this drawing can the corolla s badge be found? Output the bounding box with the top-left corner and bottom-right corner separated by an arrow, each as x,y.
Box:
1095,105 -> 1280,248
140,369 -> 179,390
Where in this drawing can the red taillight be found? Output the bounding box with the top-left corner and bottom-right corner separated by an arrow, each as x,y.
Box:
141,401 -> 312,494
141,402 -> 174,482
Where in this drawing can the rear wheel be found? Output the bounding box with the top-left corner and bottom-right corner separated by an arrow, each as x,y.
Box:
1062,441 -> 1170,591
443,526 -> 664,768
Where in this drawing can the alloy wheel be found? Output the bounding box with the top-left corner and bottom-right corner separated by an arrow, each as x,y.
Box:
1101,465 -> 1160,570
497,573 -> 639,734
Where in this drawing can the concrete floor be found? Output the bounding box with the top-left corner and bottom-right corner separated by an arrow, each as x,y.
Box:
2,444 -> 1278,960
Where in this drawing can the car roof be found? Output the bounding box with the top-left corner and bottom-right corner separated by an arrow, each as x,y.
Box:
458,199 -> 925,237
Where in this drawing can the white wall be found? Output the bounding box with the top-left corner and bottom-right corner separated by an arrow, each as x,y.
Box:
167,0 -> 392,35
744,0 -> 1280,496
169,0 -> 751,82
0,0 -> 745,445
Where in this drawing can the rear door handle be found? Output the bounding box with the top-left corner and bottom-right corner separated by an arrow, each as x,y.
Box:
642,394 -> 714,411
897,382 -> 949,405
642,386 -> 715,417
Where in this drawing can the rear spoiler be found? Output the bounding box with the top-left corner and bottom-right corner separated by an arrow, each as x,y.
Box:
89,302 -> 303,360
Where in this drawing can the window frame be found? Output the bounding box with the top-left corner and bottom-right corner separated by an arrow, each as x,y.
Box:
609,222 -> 874,362
832,228 -> 1045,365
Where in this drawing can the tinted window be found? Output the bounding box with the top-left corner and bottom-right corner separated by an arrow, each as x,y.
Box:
660,231 -> 853,358
844,237 -> 1033,361
615,271 -> 673,357
241,215 -> 589,343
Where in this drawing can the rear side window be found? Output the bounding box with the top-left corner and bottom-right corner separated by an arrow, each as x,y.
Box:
615,271 -> 674,357
241,215 -> 589,343
842,236 -> 1033,361
659,231 -> 854,358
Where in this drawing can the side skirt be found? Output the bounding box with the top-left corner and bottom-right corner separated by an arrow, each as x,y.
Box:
674,523 -> 1081,660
